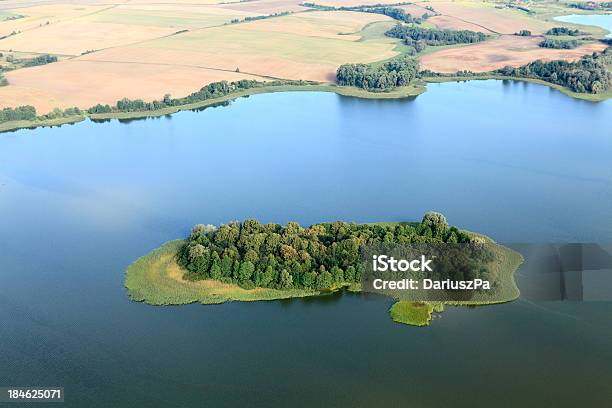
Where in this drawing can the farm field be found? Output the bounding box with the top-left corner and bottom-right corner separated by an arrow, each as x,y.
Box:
421,35 -> 609,73
0,0 -> 609,114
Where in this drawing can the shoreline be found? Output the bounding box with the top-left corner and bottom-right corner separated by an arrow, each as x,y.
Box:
1,77 -> 609,133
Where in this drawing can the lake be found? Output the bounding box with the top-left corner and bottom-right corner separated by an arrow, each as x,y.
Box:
554,13 -> 612,37
1,80 -> 611,407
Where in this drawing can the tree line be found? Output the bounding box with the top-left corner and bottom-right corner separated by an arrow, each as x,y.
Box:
88,79 -> 315,114
539,38 -> 579,49
496,50 -> 611,94
178,213 -> 481,290
0,105 -> 82,124
385,24 -> 487,46
336,55 -> 419,91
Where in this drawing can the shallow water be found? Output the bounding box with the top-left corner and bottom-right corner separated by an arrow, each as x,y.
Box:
1,80 -> 611,407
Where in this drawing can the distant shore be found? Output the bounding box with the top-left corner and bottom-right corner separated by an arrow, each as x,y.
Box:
1,77 -> 608,133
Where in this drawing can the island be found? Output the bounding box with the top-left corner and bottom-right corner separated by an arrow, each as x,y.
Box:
125,213 -> 523,326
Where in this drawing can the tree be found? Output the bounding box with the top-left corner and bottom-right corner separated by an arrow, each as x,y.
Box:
316,271 -> 333,289
280,269 -> 293,288
422,212 -> 449,237
238,261 -> 255,282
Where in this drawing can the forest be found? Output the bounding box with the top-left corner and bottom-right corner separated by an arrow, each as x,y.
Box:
496,50 -> 611,94
385,25 -> 487,46
177,213 -> 488,291
336,55 -> 419,91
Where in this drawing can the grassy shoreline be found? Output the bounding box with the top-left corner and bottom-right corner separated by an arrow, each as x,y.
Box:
126,227 -> 523,327
2,75 -> 608,133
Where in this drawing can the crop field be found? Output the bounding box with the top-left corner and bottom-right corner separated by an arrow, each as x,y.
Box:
77,11 -> 398,81
0,0 -> 609,114
417,0 -> 554,34
421,35 -> 608,73
3,60 -> 263,109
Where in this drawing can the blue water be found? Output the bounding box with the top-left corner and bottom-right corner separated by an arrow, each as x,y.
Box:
555,13 -> 612,37
1,80 -> 611,407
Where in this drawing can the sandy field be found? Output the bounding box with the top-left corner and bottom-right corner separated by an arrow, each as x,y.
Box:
421,35 -> 609,73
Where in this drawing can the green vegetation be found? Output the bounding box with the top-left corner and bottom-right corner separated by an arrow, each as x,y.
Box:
546,27 -> 581,36
496,50 -> 611,94
229,11 -> 291,24
126,214 -> 522,327
178,213 -> 484,291
515,30 -> 532,36
21,54 -> 58,68
539,38 -> 579,49
389,301 -> 443,326
385,25 -> 487,46
0,105 -> 82,125
422,48 -> 611,96
125,240 -> 319,305
0,105 -> 37,123
336,55 -> 419,91
88,79 -> 315,114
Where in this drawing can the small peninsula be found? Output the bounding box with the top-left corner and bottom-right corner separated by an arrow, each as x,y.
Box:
126,213 -> 522,326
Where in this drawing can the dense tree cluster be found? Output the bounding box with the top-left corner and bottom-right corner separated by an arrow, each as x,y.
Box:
88,79 -> 314,114
385,24 -> 487,45
336,55 -> 419,91
569,2 -> 612,10
546,27 -> 581,36
539,38 -> 579,49
21,54 -> 58,67
0,105 -> 82,124
178,213 -> 477,290
0,105 -> 37,123
496,50 -> 612,94
515,30 -> 532,36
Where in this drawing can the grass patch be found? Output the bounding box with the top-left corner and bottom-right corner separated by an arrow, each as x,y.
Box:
389,301 -> 443,326
125,240 -> 321,305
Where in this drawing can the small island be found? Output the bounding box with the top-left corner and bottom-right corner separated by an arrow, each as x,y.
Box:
125,213 -> 522,326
